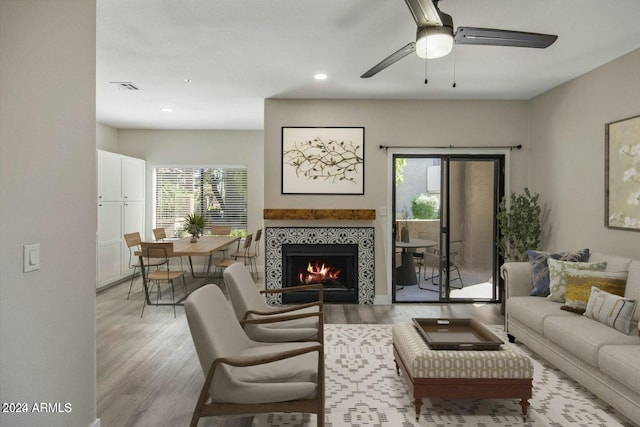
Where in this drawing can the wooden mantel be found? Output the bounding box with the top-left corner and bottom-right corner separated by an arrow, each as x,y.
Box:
263,209 -> 376,221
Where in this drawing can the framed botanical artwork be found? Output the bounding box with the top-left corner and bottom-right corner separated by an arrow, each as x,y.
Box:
281,127 -> 365,195
605,114 -> 640,231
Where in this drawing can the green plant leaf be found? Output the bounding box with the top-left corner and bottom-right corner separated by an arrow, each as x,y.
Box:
496,187 -> 542,261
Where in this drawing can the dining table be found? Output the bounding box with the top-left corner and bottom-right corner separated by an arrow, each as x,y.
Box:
395,238 -> 438,287
136,235 -> 240,305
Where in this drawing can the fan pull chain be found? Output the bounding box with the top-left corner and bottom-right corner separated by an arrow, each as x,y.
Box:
452,44 -> 457,88
424,57 -> 428,85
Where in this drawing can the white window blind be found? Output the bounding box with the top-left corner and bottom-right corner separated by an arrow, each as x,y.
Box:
153,166 -> 248,237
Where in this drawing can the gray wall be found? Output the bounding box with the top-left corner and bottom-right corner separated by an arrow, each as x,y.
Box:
529,49 -> 640,258
96,122 -> 118,151
264,99 -> 529,300
0,1 -> 97,426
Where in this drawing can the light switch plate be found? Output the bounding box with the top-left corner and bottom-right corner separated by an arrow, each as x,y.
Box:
23,243 -> 40,273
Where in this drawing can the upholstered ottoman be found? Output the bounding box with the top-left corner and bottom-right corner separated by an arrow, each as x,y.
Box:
392,322 -> 533,420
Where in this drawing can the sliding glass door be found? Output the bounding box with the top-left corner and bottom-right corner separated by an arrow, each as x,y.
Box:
393,154 -> 504,303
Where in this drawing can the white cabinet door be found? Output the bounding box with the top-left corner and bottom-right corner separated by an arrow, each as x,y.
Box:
97,150 -> 122,201
122,157 -> 145,201
96,150 -> 146,289
97,202 -> 123,287
123,201 -> 144,234
98,202 -> 123,243
97,241 -> 122,287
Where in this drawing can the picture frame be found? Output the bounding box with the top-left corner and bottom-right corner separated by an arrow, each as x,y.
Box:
281,127 -> 365,195
605,114 -> 640,231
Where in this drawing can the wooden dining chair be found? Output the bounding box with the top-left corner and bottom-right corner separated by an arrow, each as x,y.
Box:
230,233 -> 256,278
212,253 -> 241,286
123,232 -> 167,299
210,224 -> 232,236
211,224 -> 233,259
152,227 -> 167,241
230,230 -> 260,280
140,242 -> 187,317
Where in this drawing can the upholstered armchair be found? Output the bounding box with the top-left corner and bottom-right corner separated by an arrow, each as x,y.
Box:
185,284 -> 324,427
223,263 -> 324,342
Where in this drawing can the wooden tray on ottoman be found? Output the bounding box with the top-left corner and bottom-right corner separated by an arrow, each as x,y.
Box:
412,318 -> 504,350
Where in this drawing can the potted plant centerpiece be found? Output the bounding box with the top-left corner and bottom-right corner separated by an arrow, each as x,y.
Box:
184,212 -> 206,243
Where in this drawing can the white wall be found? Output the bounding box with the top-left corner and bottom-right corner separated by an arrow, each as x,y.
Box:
96,122 -> 118,151
0,1 -> 97,426
117,129 -> 265,252
264,99 -> 529,299
529,49 -> 640,258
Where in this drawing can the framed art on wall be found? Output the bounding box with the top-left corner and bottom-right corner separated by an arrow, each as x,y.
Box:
281,127 -> 365,195
605,114 -> 640,231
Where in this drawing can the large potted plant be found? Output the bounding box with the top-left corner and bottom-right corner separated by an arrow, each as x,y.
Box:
496,187 -> 542,262
184,212 -> 206,243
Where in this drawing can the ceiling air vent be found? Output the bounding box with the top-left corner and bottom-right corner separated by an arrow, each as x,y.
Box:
110,82 -> 141,91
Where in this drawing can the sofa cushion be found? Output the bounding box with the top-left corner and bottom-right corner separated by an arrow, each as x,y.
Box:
583,287 -> 638,334
588,252 -> 632,272
506,296 -> 575,335
547,259 -> 607,302
561,270 -> 628,314
543,315 -> 639,367
527,248 -> 589,296
599,345 -> 640,395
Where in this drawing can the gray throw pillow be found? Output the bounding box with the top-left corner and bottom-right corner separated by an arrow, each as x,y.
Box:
527,248 -> 589,296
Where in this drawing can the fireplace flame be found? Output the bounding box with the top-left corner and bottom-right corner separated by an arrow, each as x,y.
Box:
299,261 -> 342,285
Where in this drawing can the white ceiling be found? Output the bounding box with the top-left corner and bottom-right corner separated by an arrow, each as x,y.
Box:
96,0 -> 640,130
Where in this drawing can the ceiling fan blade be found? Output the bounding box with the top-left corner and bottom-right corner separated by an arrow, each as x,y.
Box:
454,27 -> 557,48
361,42 -> 416,78
404,0 -> 442,27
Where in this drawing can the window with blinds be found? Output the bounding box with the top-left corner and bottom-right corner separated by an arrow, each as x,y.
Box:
153,166 -> 248,238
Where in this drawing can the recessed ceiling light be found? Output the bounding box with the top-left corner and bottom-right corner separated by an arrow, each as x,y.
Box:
314,73 -> 328,81
161,107 -> 173,113
184,78 -> 192,83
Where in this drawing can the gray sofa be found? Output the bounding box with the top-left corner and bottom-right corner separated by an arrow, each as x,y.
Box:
502,252 -> 640,424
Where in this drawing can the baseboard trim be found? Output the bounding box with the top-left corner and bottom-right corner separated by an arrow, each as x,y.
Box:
374,294 -> 391,305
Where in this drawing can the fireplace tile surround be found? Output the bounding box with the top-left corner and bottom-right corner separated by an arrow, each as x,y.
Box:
265,227 -> 375,304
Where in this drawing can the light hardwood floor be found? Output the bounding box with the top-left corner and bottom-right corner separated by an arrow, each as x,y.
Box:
97,276 -> 503,427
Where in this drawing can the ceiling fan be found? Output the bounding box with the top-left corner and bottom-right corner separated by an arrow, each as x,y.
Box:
361,0 -> 558,78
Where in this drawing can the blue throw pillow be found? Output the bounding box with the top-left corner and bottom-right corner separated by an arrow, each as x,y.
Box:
527,248 -> 590,296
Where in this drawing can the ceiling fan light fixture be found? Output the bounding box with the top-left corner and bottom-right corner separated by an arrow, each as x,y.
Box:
416,26 -> 454,59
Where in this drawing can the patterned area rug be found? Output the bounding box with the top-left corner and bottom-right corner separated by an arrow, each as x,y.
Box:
253,324 -> 635,426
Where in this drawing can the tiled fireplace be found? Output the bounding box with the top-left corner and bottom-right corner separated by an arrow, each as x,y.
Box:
265,227 -> 375,304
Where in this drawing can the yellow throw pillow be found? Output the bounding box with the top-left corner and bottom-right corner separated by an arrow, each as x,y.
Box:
546,259 -> 607,303
561,270 -> 627,314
